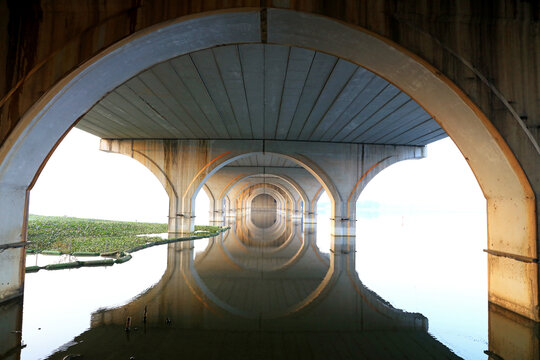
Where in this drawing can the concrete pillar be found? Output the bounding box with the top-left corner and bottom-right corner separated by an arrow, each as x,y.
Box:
0,297 -> 23,358
225,196 -> 232,217
100,139 -> 260,235
201,185 -> 220,225
209,198 -> 226,226
293,198 -> 303,219
167,197 -> 194,235
0,186 -> 28,303
264,141 -> 425,254
99,140 -> 198,234
100,139 -> 423,258
487,303 -> 540,360
302,186 -> 321,225
203,184 -> 225,226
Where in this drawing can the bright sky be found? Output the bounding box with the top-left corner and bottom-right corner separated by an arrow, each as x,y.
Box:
30,129 -> 169,223
30,128 -> 485,223
355,135 -> 486,212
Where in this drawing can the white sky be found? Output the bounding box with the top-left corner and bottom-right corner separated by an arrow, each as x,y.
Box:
356,135 -> 486,212
30,128 -> 485,223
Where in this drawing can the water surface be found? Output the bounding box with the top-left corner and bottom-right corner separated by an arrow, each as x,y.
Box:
12,210 -> 513,359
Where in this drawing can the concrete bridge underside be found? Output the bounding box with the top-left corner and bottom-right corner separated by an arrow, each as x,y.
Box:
0,5 -> 538,357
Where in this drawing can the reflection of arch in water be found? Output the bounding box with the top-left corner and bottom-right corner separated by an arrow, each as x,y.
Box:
212,221 -> 310,273
233,214 -> 297,256
250,207 -> 277,228
90,224 -> 425,332
235,211 -> 291,249
250,194 -> 277,212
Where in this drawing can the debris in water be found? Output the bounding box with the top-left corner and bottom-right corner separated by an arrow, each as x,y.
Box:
143,305 -> 147,323
62,355 -> 82,360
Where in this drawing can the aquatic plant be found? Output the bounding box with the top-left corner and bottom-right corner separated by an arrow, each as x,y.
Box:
27,215 -> 221,254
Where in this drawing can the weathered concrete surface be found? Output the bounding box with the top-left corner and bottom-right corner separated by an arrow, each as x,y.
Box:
248,176 -> 304,214
262,140 -> 424,244
101,138 -> 420,237
0,297 -> 23,359
0,186 -> 26,303
233,183 -> 291,217
238,185 -> 287,211
488,303 -> 540,360
100,138 -> 263,234
2,1 -> 537,156
204,165 -> 321,221
0,0 -> 538,321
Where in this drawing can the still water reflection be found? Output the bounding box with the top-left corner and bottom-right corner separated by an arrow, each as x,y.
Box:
2,211 -> 537,359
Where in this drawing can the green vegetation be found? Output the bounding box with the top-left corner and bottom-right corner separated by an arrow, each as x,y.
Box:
27,215 -> 223,255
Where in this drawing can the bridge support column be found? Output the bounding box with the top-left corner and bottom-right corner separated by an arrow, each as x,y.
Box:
209,194 -> 226,226
100,139 -> 258,235
302,191 -> 320,226
0,186 -> 27,303
292,199 -> 303,220
0,297 -> 23,358
485,196 -> 539,321
488,303 -> 540,359
209,205 -> 225,226
303,212 -> 317,225
265,141 -> 425,257
168,198 -> 195,236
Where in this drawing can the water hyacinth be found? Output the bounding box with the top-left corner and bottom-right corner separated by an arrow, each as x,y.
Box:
27,215 -> 221,254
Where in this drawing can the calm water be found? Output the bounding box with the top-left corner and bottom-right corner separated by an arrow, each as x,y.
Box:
6,210 -> 499,359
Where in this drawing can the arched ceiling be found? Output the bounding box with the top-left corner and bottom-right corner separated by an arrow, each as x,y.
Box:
225,153 -> 301,168
77,44 -> 446,146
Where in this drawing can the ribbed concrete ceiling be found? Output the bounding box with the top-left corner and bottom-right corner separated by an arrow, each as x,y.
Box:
225,153 -> 301,168
77,44 -> 446,146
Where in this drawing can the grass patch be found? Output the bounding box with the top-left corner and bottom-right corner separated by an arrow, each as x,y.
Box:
27,215 -> 222,254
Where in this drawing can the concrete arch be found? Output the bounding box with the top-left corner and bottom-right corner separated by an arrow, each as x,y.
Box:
233,178 -> 299,211
212,172 -> 309,213
249,193 -> 278,211
194,150 -> 340,219
311,186 -> 325,213
241,174 -> 308,211
221,221 -> 309,273
201,183 -> 215,216
237,183 -> 292,214
0,8 -> 535,319
245,188 -> 285,211
345,149 -> 423,219
234,183 -> 289,210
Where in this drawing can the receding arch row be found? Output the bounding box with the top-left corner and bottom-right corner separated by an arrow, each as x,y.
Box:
215,173 -> 309,214
240,185 -> 289,212
0,9 -> 535,320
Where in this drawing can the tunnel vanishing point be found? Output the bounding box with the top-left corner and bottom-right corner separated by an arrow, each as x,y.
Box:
0,0 -> 538,355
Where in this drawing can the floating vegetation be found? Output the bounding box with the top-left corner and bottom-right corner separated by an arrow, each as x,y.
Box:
27,215 -> 168,253
26,215 -> 229,272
